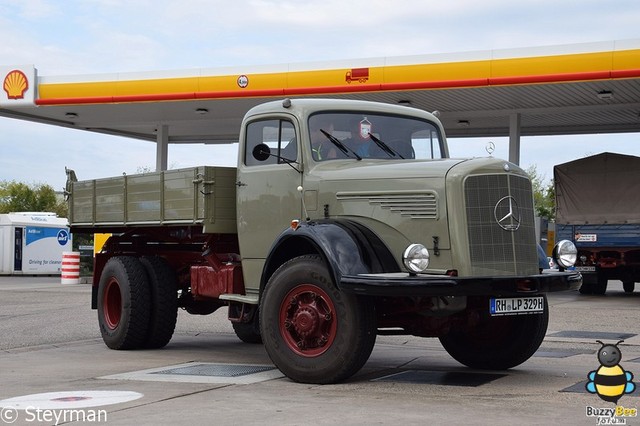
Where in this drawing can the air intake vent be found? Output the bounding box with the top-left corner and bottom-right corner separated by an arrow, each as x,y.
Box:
337,191 -> 438,219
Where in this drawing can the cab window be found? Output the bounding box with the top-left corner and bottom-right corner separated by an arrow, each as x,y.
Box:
244,119 -> 296,166
306,112 -> 444,161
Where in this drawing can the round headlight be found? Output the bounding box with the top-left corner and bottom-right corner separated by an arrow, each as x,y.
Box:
403,244 -> 430,273
553,239 -> 577,269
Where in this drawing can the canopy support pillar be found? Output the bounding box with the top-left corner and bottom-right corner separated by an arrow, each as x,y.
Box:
508,113 -> 521,165
156,125 -> 169,171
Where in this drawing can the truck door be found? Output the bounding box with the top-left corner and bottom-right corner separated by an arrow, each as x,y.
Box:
236,117 -> 302,291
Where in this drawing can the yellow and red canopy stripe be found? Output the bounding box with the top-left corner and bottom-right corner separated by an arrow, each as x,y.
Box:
36,47 -> 640,106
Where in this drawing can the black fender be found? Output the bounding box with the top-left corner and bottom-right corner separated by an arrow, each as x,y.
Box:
261,219 -> 399,293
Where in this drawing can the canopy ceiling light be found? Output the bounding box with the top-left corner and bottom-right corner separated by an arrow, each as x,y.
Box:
597,90 -> 614,100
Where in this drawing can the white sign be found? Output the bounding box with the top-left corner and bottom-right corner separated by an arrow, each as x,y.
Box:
22,226 -> 71,274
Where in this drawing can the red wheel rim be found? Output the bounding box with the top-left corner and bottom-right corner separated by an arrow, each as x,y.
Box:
103,278 -> 122,330
279,284 -> 337,357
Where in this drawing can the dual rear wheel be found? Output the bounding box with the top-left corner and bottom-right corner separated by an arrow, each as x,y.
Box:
97,256 -> 177,350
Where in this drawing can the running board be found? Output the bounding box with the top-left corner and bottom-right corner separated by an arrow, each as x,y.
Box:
219,293 -> 259,304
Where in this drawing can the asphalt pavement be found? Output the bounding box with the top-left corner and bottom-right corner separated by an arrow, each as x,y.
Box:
1,276 -> 639,426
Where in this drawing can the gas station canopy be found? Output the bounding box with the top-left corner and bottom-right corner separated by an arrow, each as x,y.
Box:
1,39 -> 639,168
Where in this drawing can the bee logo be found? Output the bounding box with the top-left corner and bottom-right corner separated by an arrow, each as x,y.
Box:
586,340 -> 636,404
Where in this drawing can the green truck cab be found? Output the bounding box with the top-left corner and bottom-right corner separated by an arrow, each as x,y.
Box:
66,98 -> 581,384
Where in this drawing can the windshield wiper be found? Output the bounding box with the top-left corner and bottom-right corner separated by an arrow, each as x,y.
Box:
320,129 -> 362,160
368,134 -> 404,159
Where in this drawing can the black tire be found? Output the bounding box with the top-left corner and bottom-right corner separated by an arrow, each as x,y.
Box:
439,295 -> 549,370
97,256 -> 151,350
623,281 -> 635,293
232,318 -> 263,344
593,275 -> 608,295
579,274 -> 596,294
579,282 -> 593,294
260,255 -> 376,384
140,256 -> 178,348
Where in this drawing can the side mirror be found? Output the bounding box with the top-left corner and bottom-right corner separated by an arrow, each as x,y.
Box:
252,143 -> 271,162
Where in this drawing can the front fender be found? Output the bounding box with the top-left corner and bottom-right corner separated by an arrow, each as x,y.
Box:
261,219 -> 398,292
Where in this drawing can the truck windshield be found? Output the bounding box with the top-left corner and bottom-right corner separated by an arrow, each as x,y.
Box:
308,112 -> 443,161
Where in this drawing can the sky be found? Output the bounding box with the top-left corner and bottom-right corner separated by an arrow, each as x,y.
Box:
1,0 -> 640,191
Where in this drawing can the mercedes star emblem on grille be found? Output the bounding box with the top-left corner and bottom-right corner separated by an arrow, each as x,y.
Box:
494,196 -> 521,231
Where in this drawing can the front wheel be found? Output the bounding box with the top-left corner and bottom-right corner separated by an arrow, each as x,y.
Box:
260,255 -> 376,384
439,295 -> 548,370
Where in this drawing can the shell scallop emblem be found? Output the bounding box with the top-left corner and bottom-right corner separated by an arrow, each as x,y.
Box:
3,70 -> 29,100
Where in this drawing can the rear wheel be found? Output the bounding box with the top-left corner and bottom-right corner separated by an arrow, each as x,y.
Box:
140,256 -> 178,348
623,281 -> 635,293
97,256 -> 151,349
260,255 -> 376,384
439,295 -> 548,370
232,319 -> 262,344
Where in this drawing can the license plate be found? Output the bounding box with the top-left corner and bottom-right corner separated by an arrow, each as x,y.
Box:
490,297 -> 544,316
575,266 -> 596,272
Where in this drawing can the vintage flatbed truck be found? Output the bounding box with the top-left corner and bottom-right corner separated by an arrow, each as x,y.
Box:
66,98 -> 581,384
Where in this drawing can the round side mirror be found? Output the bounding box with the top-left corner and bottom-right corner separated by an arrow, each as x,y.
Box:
252,143 -> 271,161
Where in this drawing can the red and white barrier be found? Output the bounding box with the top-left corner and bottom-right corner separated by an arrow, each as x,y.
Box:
61,252 -> 80,285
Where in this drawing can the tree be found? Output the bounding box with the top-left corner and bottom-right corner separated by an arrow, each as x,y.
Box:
526,165 -> 555,220
0,181 -> 68,217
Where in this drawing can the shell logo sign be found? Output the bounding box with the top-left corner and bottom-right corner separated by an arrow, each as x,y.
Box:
0,65 -> 36,107
3,69 -> 29,99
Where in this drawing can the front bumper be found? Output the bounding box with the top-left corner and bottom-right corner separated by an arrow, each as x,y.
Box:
340,270 -> 582,297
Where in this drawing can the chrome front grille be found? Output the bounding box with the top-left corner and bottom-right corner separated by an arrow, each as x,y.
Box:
464,174 -> 537,276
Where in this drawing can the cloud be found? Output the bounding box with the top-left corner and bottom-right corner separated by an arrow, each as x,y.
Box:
0,118 -> 155,189
4,0 -> 62,20
3,0 -> 640,74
